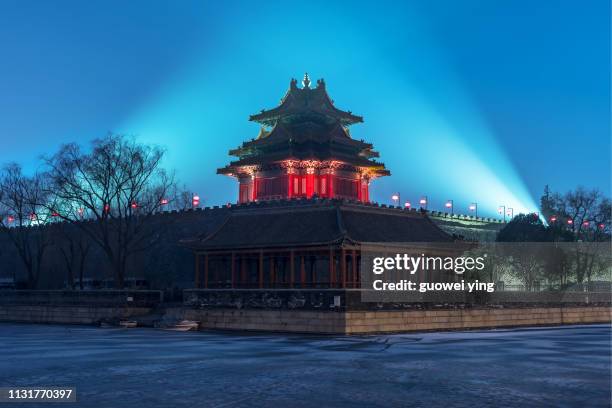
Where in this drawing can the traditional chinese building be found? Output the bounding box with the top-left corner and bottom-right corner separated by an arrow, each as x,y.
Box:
218,74 -> 390,203
182,75 -> 461,296
182,199 -> 456,290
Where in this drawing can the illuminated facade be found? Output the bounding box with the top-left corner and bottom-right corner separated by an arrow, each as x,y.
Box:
218,74 -> 390,203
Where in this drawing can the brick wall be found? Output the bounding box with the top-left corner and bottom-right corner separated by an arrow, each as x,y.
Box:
344,307 -> 611,334
1,305 -> 608,333
0,305 -> 152,325
175,306 -> 611,334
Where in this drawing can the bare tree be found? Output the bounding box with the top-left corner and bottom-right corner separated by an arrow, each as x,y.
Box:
53,222 -> 92,290
45,134 -> 179,288
504,244 -> 543,291
544,186 -> 611,283
0,164 -> 53,288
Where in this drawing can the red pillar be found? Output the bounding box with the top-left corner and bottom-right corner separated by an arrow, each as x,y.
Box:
306,171 -> 315,198
194,253 -> 200,288
204,254 -> 209,289
230,252 -> 235,288
290,250 -> 295,289
352,249 -> 357,288
300,255 -> 306,287
362,181 -> 369,203
341,248 -> 347,288
329,247 -> 335,287
258,251 -> 264,288
253,177 -> 259,201
240,257 -> 247,288
327,174 -> 335,198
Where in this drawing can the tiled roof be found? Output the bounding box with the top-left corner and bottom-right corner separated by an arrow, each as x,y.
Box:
249,76 -> 363,127
181,199 -> 454,250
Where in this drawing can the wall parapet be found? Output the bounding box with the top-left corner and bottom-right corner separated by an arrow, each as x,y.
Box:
0,290 -> 164,307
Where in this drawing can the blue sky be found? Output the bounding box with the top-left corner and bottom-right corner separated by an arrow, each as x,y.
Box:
0,0 -> 609,216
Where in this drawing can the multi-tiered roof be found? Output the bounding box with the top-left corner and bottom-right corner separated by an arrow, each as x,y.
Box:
217,74 -> 390,177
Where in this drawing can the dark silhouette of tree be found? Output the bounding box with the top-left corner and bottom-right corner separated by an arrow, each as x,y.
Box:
496,214 -> 550,290
497,213 -> 548,242
0,164 -> 53,288
540,185 -> 555,222
45,134 -> 179,288
542,187 -> 610,283
52,222 -> 92,290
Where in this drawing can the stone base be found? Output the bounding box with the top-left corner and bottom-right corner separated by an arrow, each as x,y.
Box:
173,306 -> 612,334
0,305 -> 609,334
0,305 -> 152,325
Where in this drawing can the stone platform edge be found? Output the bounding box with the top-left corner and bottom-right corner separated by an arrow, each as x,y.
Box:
0,305 -> 609,334
175,306 -> 612,334
0,305 -> 153,325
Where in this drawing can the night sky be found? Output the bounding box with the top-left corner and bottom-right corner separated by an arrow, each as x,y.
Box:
0,0 -> 609,216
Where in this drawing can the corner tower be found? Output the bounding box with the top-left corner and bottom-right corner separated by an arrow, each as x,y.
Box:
218,74 -> 390,203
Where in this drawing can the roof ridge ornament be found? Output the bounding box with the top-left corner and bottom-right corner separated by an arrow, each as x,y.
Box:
302,72 -> 311,89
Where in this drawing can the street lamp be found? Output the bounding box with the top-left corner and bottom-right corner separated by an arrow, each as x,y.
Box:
404,201 -> 411,209
391,193 -> 400,207
445,200 -> 453,215
469,202 -> 478,217
498,205 -> 506,222
419,196 -> 428,210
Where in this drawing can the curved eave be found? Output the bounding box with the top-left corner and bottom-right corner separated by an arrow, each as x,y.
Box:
249,81 -> 364,126
249,111 -> 363,127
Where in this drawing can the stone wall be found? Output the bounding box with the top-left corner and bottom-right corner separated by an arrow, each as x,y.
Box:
0,305 -> 153,325
0,304 -> 608,334
172,306 -> 611,334
343,307 -> 611,334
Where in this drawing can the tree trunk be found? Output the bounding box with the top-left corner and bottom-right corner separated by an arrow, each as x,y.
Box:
78,256 -> 85,290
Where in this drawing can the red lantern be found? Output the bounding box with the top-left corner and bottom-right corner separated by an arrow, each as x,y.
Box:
192,194 -> 200,207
